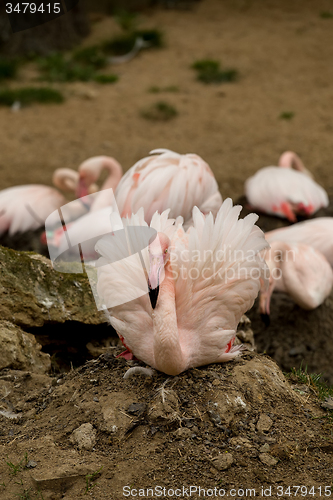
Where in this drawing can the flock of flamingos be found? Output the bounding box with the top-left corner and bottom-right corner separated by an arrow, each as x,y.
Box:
0,148 -> 332,375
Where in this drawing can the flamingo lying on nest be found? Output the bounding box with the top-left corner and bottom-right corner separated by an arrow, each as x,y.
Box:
0,168 -> 97,237
259,241 -> 333,318
95,199 -> 268,375
265,217 -> 333,267
77,149 -> 223,225
49,149 -> 223,259
245,151 -> 328,222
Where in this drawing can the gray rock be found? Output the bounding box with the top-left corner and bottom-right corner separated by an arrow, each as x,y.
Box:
0,320 -> 50,373
211,453 -> 234,470
257,414 -> 273,432
174,427 -> 192,440
70,423 -> 96,451
259,443 -> 270,453
259,452 -> 278,466
0,246 -> 104,328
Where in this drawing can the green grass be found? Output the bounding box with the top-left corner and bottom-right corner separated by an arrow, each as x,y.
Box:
114,10 -> 138,32
0,58 -> 18,80
93,74 -> 118,84
320,11 -> 333,18
38,53 -> 95,82
148,85 -> 179,93
72,46 -> 107,70
279,111 -> 294,120
85,467 -> 103,495
288,364 -> 333,401
141,101 -> 178,121
38,51 -> 120,84
6,459 -> 22,475
192,59 -> 238,84
102,29 -> 163,56
0,87 -> 64,106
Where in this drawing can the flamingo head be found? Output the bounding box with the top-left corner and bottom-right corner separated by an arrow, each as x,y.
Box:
295,202 -> 314,217
76,176 -> 99,198
148,232 -> 171,291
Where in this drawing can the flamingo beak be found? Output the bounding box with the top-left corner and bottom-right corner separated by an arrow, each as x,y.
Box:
40,231 -> 47,245
76,179 -> 89,198
259,278 -> 275,327
148,254 -> 165,290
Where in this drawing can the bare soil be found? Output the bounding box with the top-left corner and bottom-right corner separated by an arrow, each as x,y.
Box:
1,353 -> 333,500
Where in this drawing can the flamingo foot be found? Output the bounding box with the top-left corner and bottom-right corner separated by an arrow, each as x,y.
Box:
116,349 -> 136,361
280,202 -> 297,222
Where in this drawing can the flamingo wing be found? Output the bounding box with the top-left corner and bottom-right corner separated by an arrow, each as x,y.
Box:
0,185 -> 65,236
245,166 -> 328,220
282,243 -> 333,309
95,208 -> 181,363
116,149 -> 222,225
171,199 -> 269,368
266,217 -> 333,266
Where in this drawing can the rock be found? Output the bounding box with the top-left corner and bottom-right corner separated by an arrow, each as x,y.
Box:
31,463 -> 99,492
229,436 -> 252,448
174,427 -> 192,440
321,397 -> 333,410
259,453 -> 278,466
235,314 -> 256,351
0,246 -> 104,328
127,402 -> 146,417
98,392 -> 134,434
257,414 -> 273,433
211,452 -> 234,470
148,389 -> 180,425
0,321 -> 50,373
26,460 -> 38,468
208,391 -> 247,426
259,443 -> 270,453
70,423 -> 96,450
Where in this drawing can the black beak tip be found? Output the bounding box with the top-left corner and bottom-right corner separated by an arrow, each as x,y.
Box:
261,313 -> 270,327
148,284 -> 159,309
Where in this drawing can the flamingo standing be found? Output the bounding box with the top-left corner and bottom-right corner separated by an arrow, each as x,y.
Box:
95,199 -> 268,376
245,151 -> 328,222
265,217 -> 333,267
259,241 -> 333,317
50,149 -> 223,260
0,168 -> 97,236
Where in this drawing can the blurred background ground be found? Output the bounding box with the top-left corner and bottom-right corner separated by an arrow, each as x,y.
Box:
0,0 -> 333,201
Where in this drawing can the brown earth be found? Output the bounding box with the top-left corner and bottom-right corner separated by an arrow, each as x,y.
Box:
1,0 -> 333,498
1,0 -> 333,201
1,352 -> 333,500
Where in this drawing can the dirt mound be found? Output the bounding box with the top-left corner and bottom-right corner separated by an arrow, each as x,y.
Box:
0,352 -> 332,499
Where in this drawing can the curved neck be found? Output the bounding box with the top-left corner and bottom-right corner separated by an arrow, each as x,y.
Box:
89,157 -> 123,212
99,157 -> 123,191
278,151 -> 313,178
153,263 -> 184,375
53,168 -> 78,192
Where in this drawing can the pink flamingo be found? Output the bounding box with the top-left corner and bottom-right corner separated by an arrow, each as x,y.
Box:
77,149 -> 223,226
265,217 -> 333,267
259,241 -> 333,316
0,168 -> 96,236
96,199 -> 268,375
245,151 -> 328,222
49,149 -> 223,259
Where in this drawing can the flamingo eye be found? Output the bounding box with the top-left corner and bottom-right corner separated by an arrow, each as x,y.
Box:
164,249 -> 168,254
